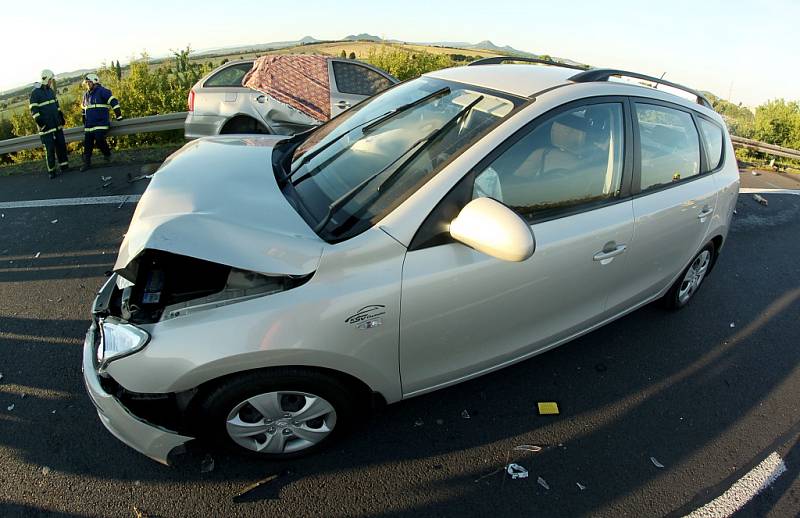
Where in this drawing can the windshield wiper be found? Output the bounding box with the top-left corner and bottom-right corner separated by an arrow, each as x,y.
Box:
361,87 -> 450,133
314,94 -> 484,235
288,87 -> 451,182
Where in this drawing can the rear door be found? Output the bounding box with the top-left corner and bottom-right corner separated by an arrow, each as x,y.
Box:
399,99 -> 636,396
328,60 -> 396,117
605,99 -> 718,314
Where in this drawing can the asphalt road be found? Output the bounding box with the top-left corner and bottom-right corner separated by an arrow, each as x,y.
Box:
0,164 -> 798,517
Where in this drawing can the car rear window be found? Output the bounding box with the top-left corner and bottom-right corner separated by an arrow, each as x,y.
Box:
698,118 -> 724,171
332,61 -> 392,96
204,63 -> 253,88
636,103 -> 700,191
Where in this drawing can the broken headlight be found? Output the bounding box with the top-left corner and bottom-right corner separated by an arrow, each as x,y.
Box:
97,318 -> 150,368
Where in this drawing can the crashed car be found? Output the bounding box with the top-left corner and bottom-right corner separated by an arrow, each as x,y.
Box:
184,54 -> 398,138
84,58 -> 738,464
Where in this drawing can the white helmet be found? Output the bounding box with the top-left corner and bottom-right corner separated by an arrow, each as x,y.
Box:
85,73 -> 100,84
40,69 -> 55,83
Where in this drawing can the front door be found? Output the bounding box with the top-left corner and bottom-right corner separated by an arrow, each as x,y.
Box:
328,60 -> 395,117
399,100 -> 635,396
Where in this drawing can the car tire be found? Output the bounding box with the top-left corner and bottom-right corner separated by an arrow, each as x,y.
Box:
662,242 -> 716,310
196,368 -> 358,459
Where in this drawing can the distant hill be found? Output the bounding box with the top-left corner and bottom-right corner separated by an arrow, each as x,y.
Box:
344,33 -> 382,42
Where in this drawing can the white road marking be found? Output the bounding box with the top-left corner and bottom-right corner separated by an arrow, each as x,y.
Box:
684,452 -> 787,518
0,195 -> 141,209
739,188 -> 800,195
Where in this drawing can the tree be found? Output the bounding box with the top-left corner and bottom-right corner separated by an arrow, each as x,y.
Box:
348,51 -> 356,59
754,99 -> 800,149
340,50 -> 347,58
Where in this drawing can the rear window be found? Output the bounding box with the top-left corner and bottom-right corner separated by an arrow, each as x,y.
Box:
698,118 -> 724,171
636,103 -> 700,191
204,63 -> 253,88
332,61 -> 392,96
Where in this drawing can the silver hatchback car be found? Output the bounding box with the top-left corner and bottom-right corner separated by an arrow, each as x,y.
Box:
84,58 -> 738,464
184,57 -> 397,137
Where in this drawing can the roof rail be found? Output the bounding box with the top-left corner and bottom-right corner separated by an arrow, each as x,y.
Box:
468,56 -> 588,71
569,69 -> 712,109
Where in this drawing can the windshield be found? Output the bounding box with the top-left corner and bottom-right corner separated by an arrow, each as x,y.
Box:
282,77 -> 519,242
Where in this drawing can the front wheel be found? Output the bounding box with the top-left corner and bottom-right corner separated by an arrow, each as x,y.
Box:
662,243 -> 715,310
197,369 -> 357,458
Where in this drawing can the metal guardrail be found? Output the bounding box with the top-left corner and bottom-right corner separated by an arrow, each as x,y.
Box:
730,135 -> 800,161
0,112 -> 187,155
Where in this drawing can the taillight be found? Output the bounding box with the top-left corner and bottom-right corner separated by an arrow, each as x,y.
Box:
187,90 -> 195,112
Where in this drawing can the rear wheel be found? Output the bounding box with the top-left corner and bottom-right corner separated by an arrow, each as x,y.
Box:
662,242 -> 715,310
198,368 -> 357,458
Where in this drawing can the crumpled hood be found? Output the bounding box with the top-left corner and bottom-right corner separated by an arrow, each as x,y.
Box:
115,135 -> 324,277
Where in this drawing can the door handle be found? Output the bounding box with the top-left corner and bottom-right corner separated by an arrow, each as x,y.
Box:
336,101 -> 351,109
255,95 -> 266,103
593,244 -> 627,262
697,207 -> 714,219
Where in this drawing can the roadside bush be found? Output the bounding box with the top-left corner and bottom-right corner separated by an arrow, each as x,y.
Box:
4,48 -> 212,164
364,46 -> 454,81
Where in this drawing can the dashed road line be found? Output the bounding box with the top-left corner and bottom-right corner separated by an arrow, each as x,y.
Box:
0,195 -> 142,209
739,187 -> 800,195
683,452 -> 787,517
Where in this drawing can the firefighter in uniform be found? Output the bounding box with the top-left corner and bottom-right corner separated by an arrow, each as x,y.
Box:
29,69 -> 69,179
80,73 -> 122,171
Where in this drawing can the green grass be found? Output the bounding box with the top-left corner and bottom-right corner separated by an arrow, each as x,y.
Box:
0,143 -> 181,177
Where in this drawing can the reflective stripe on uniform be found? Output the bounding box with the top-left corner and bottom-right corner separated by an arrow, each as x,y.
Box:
83,104 -> 110,109
108,96 -> 118,104
84,126 -> 109,132
38,127 -> 59,135
32,112 -> 41,118
59,161 -> 69,166
29,99 -> 57,109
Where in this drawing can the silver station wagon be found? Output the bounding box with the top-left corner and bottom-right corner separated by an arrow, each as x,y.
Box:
83,58 -> 738,464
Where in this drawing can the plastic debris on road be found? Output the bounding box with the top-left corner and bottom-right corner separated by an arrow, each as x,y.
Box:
537,476 -> 550,490
201,454 -> 215,473
577,482 -> 586,490
413,419 -> 424,427
50,219 -> 58,224
537,402 -> 560,415
730,322 -> 736,328
0,373 -> 3,381
514,445 -> 543,453
751,170 -> 761,176
650,456 -> 665,468
7,404 -> 14,411
461,409 -> 471,419
101,176 -> 111,181
34,252 -> 40,258
506,463 -> 528,480
41,466 -> 51,475
752,194 -> 768,206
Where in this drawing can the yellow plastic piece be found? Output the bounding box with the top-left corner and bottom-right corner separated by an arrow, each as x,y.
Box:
537,402 -> 560,415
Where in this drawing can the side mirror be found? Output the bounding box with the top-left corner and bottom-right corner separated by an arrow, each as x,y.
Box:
449,198 -> 535,262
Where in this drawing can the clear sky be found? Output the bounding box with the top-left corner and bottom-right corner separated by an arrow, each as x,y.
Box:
2,0 -> 797,107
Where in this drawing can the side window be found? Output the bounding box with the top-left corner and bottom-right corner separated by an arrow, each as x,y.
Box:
473,103 -> 625,222
698,118 -> 724,171
635,103 -> 700,190
203,63 -> 253,88
332,62 -> 392,96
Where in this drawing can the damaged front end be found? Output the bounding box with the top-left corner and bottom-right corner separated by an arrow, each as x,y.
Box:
111,249 -> 311,325
84,250 -> 311,464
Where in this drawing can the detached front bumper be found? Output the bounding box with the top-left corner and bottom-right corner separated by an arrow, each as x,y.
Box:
82,278 -> 193,465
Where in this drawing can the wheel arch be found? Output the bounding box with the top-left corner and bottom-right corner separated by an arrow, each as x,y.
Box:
220,114 -> 270,134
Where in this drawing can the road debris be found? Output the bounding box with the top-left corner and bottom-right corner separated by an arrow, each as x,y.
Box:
506,463 -> 528,480
34,252 -> 41,258
132,506 -> 147,518
41,466 -> 51,475
7,404 -> 14,411
752,194 -> 768,206
650,456 -> 665,468
127,173 -> 154,183
513,445 -> 543,453
233,468 -> 294,502
117,196 -> 129,209
537,476 -> 550,490
576,482 -> 586,490
537,402 -> 560,415
730,322 -> 736,328
0,373 -> 3,381
201,454 -> 215,473
461,409 -> 471,419
751,170 -> 761,176
51,219 -> 58,224
102,182 -> 112,188
101,176 -> 112,181
413,419 -> 424,427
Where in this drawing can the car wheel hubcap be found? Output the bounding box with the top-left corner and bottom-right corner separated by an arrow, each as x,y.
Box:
678,250 -> 711,305
225,391 -> 337,453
